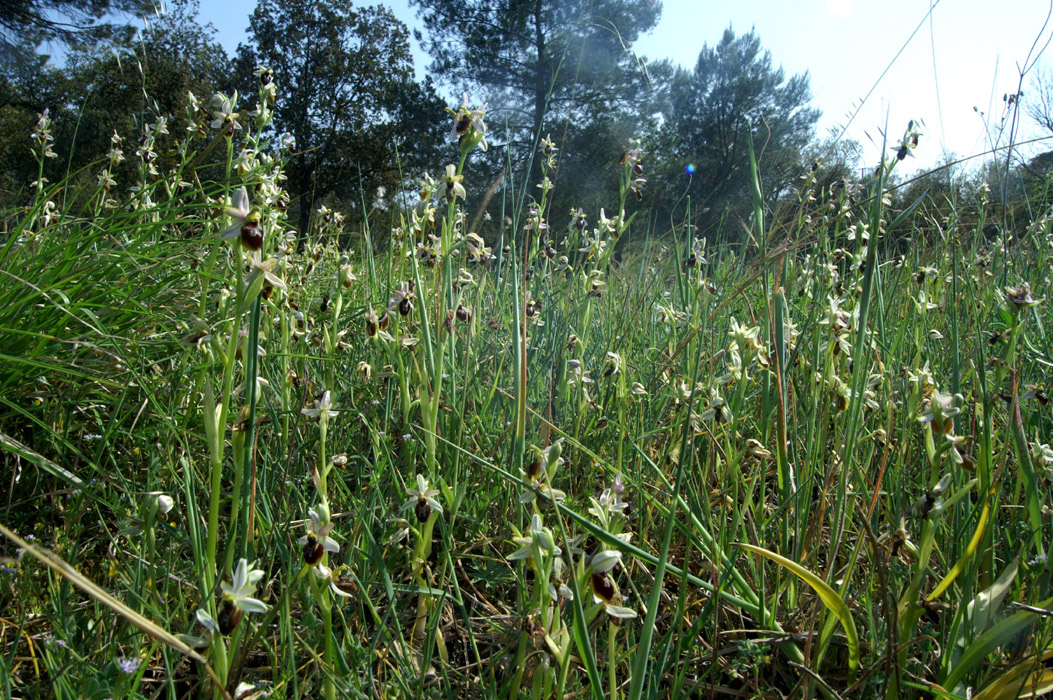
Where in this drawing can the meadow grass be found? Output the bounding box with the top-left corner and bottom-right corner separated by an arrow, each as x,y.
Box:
2,88 -> 1053,700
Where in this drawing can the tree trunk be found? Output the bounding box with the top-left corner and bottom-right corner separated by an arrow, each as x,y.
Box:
293,160 -> 314,238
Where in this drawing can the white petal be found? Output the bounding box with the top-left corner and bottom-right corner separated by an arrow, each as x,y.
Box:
507,544 -> 533,561
230,187 -> 249,216
604,604 -> 637,619
157,495 -> 174,514
231,559 -> 249,590
330,580 -> 354,598
245,566 -> 264,586
196,608 -> 219,634
236,596 -> 268,614
234,682 -> 257,698
591,550 -> 622,574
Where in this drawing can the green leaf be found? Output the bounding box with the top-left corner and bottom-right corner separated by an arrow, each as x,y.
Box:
886,188 -> 928,231
736,543 -> 859,676
943,598 -> 1052,693
958,559 -> 1018,651
0,431 -> 85,490
928,493 -> 992,603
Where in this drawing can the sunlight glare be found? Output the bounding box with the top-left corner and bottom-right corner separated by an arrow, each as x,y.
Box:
826,0 -> 852,19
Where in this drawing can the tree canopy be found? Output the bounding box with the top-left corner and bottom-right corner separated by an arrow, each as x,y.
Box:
411,0 -> 660,176
235,0 -> 446,234
1,0 -> 150,65
1,2 -> 831,249
0,0 -> 226,201
660,26 -> 820,236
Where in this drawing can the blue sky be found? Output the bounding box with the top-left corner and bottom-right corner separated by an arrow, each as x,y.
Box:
193,0 -> 1053,172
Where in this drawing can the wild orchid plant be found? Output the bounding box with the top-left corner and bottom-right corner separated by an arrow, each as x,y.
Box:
9,49 -> 1053,700
185,69 -> 294,696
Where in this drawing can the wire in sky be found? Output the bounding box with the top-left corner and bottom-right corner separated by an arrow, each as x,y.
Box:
831,0 -> 942,149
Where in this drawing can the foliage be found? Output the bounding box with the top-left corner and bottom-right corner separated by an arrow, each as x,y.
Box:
659,27 -> 820,238
411,0 -> 661,218
0,0 -> 149,66
234,0 -> 447,237
0,47 -> 66,202
0,0 -> 227,206
5,10 -> 1053,700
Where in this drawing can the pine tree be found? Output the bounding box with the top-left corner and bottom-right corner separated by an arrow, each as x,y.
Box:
663,27 -> 820,237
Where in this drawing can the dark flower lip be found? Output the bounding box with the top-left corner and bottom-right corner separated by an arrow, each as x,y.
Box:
415,498 -> 432,524
218,599 -> 242,635
591,572 -> 616,603
241,220 -> 264,251
303,534 -> 324,566
527,452 -> 543,480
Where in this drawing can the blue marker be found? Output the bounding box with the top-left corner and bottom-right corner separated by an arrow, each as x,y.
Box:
685,163 -> 696,175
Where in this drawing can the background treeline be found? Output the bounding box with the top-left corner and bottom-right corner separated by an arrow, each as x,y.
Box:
3,0 -> 1053,244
